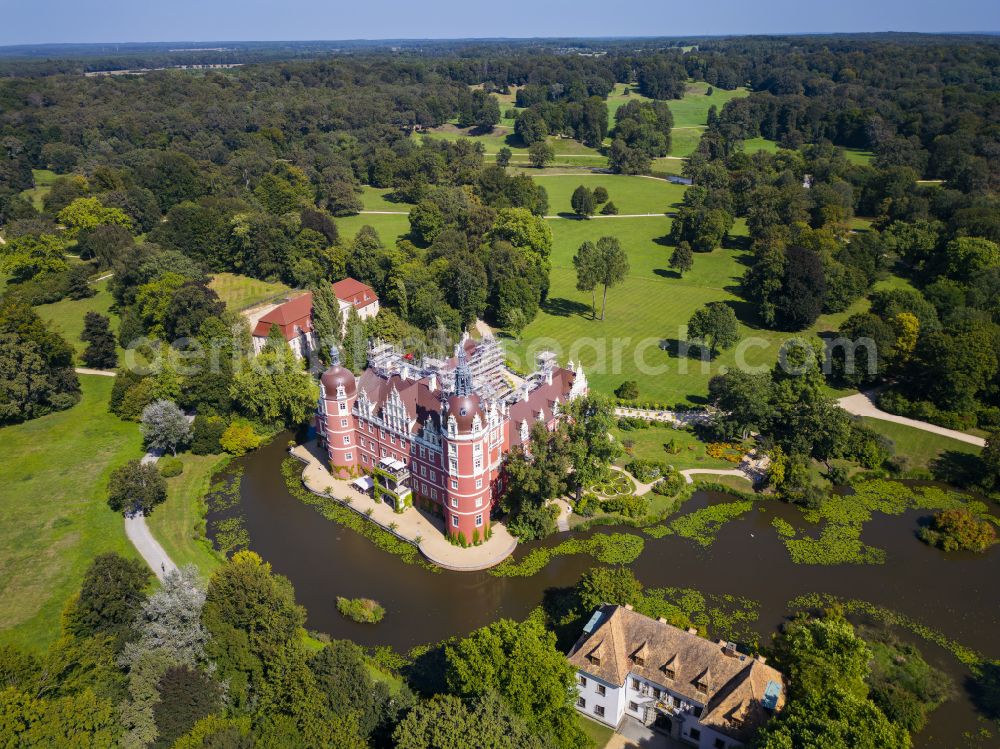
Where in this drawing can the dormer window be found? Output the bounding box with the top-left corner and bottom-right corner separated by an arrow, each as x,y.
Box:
633,656 -> 645,667
587,655 -> 601,667
695,680 -> 708,695
664,669 -> 675,680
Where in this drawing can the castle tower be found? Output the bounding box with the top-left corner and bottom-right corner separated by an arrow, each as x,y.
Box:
441,347 -> 493,543
318,346 -> 358,478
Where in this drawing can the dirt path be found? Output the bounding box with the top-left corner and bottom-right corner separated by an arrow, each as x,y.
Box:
680,468 -> 750,485
74,367 -> 116,377
837,391 -> 985,447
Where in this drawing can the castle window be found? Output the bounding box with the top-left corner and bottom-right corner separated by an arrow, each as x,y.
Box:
475,478 -> 483,490
362,455 -> 368,464
596,685 -> 606,697
430,470 -> 436,482
342,436 -> 350,445
340,418 -> 348,427
451,515 -> 459,528
339,402 -> 347,413
474,457 -> 482,470
475,514 -> 483,527
344,452 -> 353,461
451,479 -> 458,490
451,498 -> 458,509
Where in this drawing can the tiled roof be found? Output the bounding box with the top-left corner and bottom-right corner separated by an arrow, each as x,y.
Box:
356,370 -> 443,432
253,293 -> 313,339
567,605 -> 785,741
333,278 -> 378,308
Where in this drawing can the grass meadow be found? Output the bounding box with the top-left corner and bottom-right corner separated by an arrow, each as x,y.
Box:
20,168 -> 58,211
0,375 -> 145,650
209,272 -> 293,311
147,453 -> 229,575
34,278 -> 118,362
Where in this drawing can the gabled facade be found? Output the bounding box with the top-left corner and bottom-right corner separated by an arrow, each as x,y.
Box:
252,277 -> 379,358
567,605 -> 785,749
316,334 -> 586,543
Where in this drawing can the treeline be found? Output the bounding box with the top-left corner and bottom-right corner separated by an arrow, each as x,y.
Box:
0,550 -> 593,749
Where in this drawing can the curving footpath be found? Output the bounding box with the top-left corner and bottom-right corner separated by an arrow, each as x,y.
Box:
837,391 -> 985,448
127,451 -> 178,581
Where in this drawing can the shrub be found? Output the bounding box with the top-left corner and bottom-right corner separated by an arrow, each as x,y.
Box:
219,421 -> 263,456
617,416 -> 650,431
651,468 -> 684,496
336,596 -> 385,623
191,415 -> 227,455
626,459 -> 670,483
158,455 -> 184,478
600,201 -> 618,215
593,186 -> 609,204
601,494 -> 650,518
918,508 -> 996,552
615,380 -> 639,400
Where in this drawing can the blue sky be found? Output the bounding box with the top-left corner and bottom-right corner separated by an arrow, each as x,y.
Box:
3,0 -> 998,46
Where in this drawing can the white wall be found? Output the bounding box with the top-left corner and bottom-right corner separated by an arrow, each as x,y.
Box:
573,670 -> 626,728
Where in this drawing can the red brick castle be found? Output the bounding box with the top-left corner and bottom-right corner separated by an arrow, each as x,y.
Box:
316,335 -> 587,543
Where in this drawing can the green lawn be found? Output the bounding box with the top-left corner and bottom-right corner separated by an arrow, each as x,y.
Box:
146,453 -> 229,576
0,375 -> 145,650
359,185 -> 415,212
338,212 -> 413,247
505,215 -> 867,406
414,125 -> 607,167
34,278 -> 117,362
613,424 -> 735,471
534,174 -> 685,216
667,82 -> 749,129
209,272 -> 293,311
575,712 -> 614,749
606,82 -> 653,119
20,168 -> 58,212
742,137 -> 873,166
859,419 -> 981,470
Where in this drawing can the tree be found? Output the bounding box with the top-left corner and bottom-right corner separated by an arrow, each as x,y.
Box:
528,141 -> 555,169
615,380 -> 639,400
572,241 -> 600,318
776,245 -> 826,330
163,282 -> 225,340
565,395 -> 621,499
81,312 -> 117,369
311,283 -> 343,364
496,147 -> 512,169
502,421 -> 570,540
231,336 -> 319,426
141,399 -> 192,456
393,693 -> 543,749
570,185 -> 595,218
107,459 -> 167,515
592,186 -> 609,204
153,665 -> 223,748
515,109 -> 548,146
669,243 -> 694,276
56,196 -> 132,235
445,617 -> 585,748
708,370 -> 775,440
687,302 -> 739,357
75,224 -> 134,269
66,552 -> 152,645
594,236 -> 630,320
600,201 -> 618,215
577,566 -> 643,613
0,233 -> 68,281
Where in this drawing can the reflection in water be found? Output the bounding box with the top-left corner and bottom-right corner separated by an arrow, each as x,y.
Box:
211,436 -> 1000,748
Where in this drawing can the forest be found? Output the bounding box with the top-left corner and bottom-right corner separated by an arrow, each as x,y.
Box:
1,33 -> 1000,748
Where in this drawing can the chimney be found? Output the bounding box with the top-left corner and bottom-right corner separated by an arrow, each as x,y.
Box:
428,372 -> 438,391
657,617 -> 667,624
687,627 -> 698,635
755,655 -> 767,664
623,604 -> 633,611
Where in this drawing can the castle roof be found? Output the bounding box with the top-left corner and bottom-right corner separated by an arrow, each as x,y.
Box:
253,278 -> 378,339
332,278 -> 377,309
567,605 -> 785,741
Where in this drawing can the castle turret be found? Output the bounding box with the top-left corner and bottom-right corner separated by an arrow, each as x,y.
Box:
318,346 -> 358,478
441,347 -> 493,543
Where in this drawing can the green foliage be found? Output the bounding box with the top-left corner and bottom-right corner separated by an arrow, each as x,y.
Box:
490,533 -> 644,577
219,420 -> 263,456
444,617 -> 586,749
687,300 -> 739,356
107,459 -> 168,515
393,692 -> 544,749
65,552 -> 152,647
152,664 -> 223,749
157,455 -> 184,478
668,501 -> 754,547
918,507 -> 996,552
190,415 -> 227,455
336,596 -> 386,623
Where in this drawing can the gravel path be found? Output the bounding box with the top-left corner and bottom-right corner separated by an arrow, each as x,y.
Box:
837,391 -> 985,447
126,450 -> 178,581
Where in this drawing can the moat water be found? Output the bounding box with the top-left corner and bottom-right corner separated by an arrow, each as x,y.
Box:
210,435 -> 1000,748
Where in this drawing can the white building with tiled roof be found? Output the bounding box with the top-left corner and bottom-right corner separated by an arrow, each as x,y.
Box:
567,604 -> 785,749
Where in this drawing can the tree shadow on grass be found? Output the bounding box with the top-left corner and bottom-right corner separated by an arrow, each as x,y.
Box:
930,451 -> 985,489
652,235 -> 674,248
541,297 -> 591,318
653,268 -> 681,280
660,338 -> 715,363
